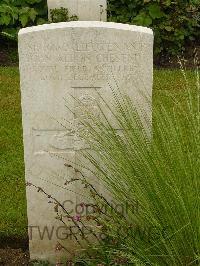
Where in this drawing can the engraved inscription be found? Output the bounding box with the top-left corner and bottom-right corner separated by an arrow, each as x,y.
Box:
21,39 -> 141,82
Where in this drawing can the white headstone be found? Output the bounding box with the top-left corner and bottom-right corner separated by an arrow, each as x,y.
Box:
48,0 -> 107,21
19,21 -> 153,263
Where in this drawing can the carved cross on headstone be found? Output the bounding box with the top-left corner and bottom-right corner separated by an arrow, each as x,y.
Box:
47,0 -> 107,21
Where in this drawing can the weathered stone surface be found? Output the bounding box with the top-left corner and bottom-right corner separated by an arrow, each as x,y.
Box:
47,0 -> 107,21
18,21 -> 153,263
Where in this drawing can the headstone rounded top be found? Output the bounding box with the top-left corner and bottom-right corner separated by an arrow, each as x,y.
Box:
19,21 -> 153,36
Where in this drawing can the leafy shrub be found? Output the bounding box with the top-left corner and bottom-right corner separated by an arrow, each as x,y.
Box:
0,0 -> 47,40
50,7 -> 78,23
107,0 -> 200,57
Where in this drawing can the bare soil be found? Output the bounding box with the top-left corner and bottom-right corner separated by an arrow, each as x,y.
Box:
0,38 -> 18,67
0,237 -> 29,266
154,45 -> 200,69
0,248 -> 29,266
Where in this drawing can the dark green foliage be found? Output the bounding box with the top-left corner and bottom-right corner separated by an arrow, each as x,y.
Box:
0,0 -> 47,40
107,0 -> 200,56
50,7 -> 78,23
